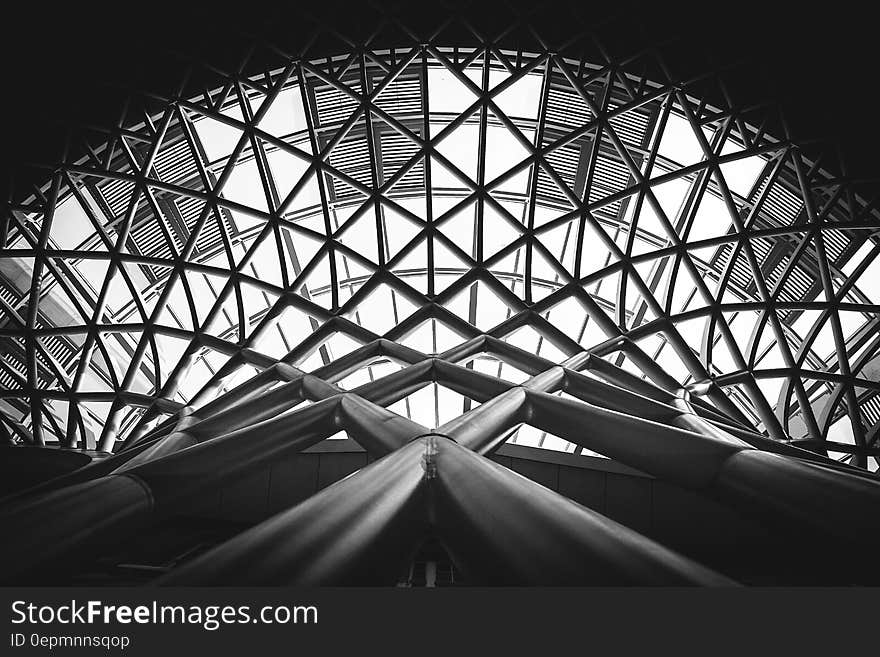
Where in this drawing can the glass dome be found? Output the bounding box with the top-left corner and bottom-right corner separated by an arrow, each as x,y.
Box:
1,45 -> 878,469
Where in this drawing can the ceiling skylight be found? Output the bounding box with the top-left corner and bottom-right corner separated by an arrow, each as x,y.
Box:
1,45 -> 879,470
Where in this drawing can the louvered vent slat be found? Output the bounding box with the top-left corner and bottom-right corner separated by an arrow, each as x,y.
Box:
607,103 -> 652,148
329,136 -> 373,192
314,84 -> 362,126
374,77 -> 422,116
380,132 -> 423,190
98,178 -> 137,219
754,177 -> 804,226
545,87 -> 592,130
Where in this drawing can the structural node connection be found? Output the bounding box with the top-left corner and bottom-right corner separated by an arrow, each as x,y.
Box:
2,33 -> 880,586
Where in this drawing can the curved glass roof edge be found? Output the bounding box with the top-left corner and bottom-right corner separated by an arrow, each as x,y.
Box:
2,44 -> 879,470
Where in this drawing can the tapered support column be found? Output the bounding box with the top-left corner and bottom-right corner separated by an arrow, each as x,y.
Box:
429,437 -> 735,585
119,406 -> 201,468
337,394 -> 425,455
1,378 -> 309,502
124,362 -> 304,450
155,435 -> 733,586
351,359 -> 435,407
120,396 -> 342,498
525,390 -> 880,542
157,438 -> 430,585
563,368 -> 679,421
0,436 -> 160,505
432,359 -> 514,402
184,378 -> 306,440
715,451 -> 880,542
0,474 -> 154,583
441,387 -> 529,452
671,396 -> 856,466
0,384 -> 439,584
577,352 -> 677,403
0,398 -> 343,583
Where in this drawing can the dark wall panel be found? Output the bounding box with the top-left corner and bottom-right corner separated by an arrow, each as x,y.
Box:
220,466 -> 271,522
604,472 -> 652,534
487,454 -> 513,470
507,458 -> 558,491
316,452 -> 368,491
267,453 -> 321,515
557,465 -> 605,514
165,446 -> 859,583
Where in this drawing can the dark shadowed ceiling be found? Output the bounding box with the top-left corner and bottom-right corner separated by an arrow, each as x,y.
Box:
1,0 -> 879,196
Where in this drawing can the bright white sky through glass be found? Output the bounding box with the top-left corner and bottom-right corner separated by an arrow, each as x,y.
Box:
6,52 -> 878,468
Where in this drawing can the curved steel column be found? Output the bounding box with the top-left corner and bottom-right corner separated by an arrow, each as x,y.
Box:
0,474 -> 154,583
429,437 -> 736,586
155,435 -> 735,586
157,438 -> 430,586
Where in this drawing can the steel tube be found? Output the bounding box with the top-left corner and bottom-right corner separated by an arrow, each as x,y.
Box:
156,438 -> 430,585
432,358 -> 514,401
0,398 -> 343,581
562,368 -> 680,420
527,388 -> 743,487
442,387 -> 529,453
0,474 -> 154,584
715,450 -> 880,542
526,389 -> 880,541
187,378 -> 305,439
122,396 -> 341,499
580,352 -> 678,403
338,394 -> 427,455
0,436 -> 164,504
429,437 -> 735,585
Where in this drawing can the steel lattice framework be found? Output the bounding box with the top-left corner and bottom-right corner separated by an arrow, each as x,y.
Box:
2,25 -> 880,466
3,29 -> 880,467
2,10 -> 880,585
